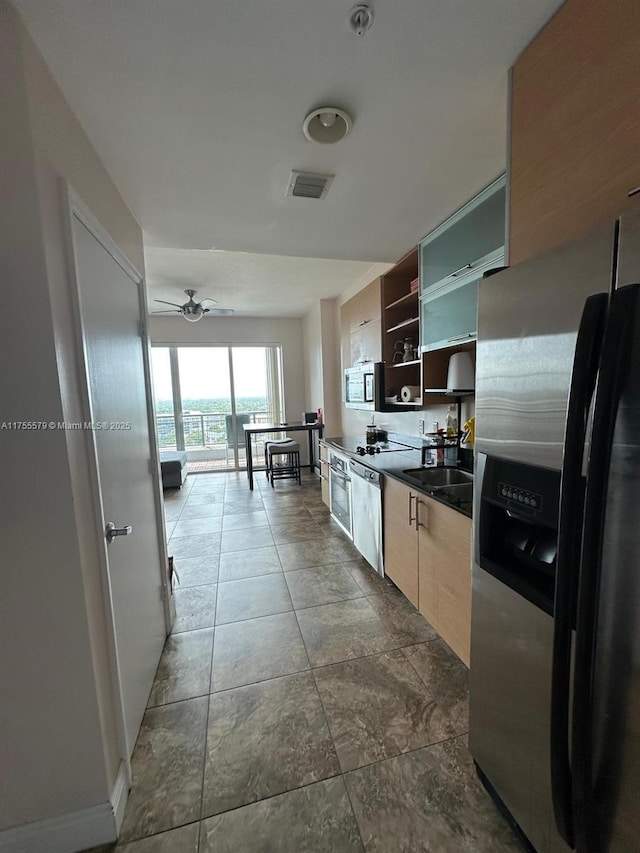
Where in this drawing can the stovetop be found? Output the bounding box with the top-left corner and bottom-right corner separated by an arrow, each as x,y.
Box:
328,436 -> 413,457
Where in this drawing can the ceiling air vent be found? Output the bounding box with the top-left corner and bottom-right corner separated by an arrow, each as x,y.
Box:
286,171 -> 334,200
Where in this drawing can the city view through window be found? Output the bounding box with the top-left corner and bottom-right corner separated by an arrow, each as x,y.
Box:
151,345 -> 284,471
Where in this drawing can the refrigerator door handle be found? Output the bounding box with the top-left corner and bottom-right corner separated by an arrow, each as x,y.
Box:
551,293 -> 609,847
572,283 -> 640,853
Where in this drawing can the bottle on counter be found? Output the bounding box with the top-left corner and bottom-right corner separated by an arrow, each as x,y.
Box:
446,405 -> 458,437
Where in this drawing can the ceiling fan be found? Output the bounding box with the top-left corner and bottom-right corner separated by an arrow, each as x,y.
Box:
152,289 -> 234,322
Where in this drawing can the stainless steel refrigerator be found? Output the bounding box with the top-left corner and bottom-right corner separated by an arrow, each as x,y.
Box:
470,210 -> 640,853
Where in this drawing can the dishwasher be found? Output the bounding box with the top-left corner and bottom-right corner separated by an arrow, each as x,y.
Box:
349,458 -> 384,576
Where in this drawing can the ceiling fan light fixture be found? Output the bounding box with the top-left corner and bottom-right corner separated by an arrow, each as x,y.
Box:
182,307 -> 205,322
303,107 -> 352,144
152,288 -> 233,320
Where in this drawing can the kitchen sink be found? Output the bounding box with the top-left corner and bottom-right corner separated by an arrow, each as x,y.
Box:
402,467 -> 474,487
433,482 -> 474,503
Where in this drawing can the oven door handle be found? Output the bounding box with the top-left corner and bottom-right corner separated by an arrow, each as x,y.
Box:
329,465 -> 351,482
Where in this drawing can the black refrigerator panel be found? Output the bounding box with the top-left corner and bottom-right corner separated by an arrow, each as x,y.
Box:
574,283 -> 640,853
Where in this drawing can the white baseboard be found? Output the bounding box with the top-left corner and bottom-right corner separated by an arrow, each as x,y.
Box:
110,760 -> 130,832
0,802 -> 116,853
0,761 -> 130,852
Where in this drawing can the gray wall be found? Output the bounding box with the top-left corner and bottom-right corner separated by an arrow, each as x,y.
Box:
1,0 -> 146,838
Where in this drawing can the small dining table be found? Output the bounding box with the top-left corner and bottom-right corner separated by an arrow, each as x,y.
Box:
243,421 -> 324,490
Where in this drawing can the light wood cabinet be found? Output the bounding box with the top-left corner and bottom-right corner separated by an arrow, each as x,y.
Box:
319,443 -> 330,507
383,475 -> 472,665
418,495 -> 472,666
509,0 -> 640,264
382,476 -> 419,607
340,278 -> 382,369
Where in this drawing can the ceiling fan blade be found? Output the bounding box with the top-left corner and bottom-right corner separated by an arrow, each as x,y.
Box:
151,310 -> 180,314
199,297 -> 218,305
154,299 -> 184,308
207,308 -> 235,316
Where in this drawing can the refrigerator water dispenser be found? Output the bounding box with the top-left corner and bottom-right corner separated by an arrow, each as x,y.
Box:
478,456 -> 560,615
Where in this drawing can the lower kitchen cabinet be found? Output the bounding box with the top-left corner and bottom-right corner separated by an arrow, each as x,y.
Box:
382,476 -> 419,607
319,442 -> 329,507
418,495 -> 472,666
382,475 -> 472,665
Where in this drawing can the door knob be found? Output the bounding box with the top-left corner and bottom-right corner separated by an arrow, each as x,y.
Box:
105,522 -> 133,543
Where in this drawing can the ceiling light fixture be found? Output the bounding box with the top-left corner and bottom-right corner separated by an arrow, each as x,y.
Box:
302,107 -> 353,144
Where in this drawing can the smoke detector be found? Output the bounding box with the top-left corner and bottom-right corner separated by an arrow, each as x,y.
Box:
302,107 -> 353,144
349,4 -> 374,36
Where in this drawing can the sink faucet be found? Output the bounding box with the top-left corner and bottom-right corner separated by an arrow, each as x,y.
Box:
421,441 -> 461,468
421,444 -> 439,467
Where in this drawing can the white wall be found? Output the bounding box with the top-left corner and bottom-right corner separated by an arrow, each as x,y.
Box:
1,1 -> 147,843
302,298 -> 342,438
303,301 -> 323,414
342,398 -> 475,442
319,300 -> 342,438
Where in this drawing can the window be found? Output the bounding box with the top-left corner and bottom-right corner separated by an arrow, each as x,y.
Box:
151,345 -> 284,472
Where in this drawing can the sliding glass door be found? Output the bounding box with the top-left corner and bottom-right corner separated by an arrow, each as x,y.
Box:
151,345 -> 284,472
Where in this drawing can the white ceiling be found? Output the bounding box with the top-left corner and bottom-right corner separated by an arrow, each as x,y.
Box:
146,248 -> 391,317
15,0 -> 563,313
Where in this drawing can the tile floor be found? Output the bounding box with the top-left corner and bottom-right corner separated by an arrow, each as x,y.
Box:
94,469 -> 522,852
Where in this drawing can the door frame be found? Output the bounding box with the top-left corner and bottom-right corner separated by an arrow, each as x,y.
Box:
63,183 -> 172,783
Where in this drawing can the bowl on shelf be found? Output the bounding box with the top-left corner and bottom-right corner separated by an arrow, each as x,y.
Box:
385,395 -> 398,403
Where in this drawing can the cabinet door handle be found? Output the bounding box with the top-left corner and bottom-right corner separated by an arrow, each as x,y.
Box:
408,492 -> 416,526
628,186 -> 640,198
356,319 -> 370,327
416,498 -> 427,530
447,332 -> 475,343
449,263 -> 472,278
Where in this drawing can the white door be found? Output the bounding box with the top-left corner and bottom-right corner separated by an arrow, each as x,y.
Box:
70,210 -> 167,754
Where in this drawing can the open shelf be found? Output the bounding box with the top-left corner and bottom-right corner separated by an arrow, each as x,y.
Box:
385,291 -> 419,311
381,247 -> 422,406
386,316 -> 419,334
389,359 -> 421,368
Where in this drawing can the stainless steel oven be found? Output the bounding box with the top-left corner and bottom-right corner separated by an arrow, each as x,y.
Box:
328,450 -> 352,538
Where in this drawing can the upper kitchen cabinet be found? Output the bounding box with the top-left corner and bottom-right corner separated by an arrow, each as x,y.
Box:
340,277 -> 382,368
509,0 -> 640,265
419,177 -> 506,352
381,248 -> 422,407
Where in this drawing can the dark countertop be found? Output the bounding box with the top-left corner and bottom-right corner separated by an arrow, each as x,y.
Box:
322,435 -> 473,519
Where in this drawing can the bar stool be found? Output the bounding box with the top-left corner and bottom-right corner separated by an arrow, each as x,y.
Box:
264,438 -> 293,480
266,439 -> 301,487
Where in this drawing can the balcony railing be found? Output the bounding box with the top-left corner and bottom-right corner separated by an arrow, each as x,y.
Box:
156,410 -> 279,453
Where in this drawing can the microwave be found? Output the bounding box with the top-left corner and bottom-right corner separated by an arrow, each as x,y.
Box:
344,362 -> 384,410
